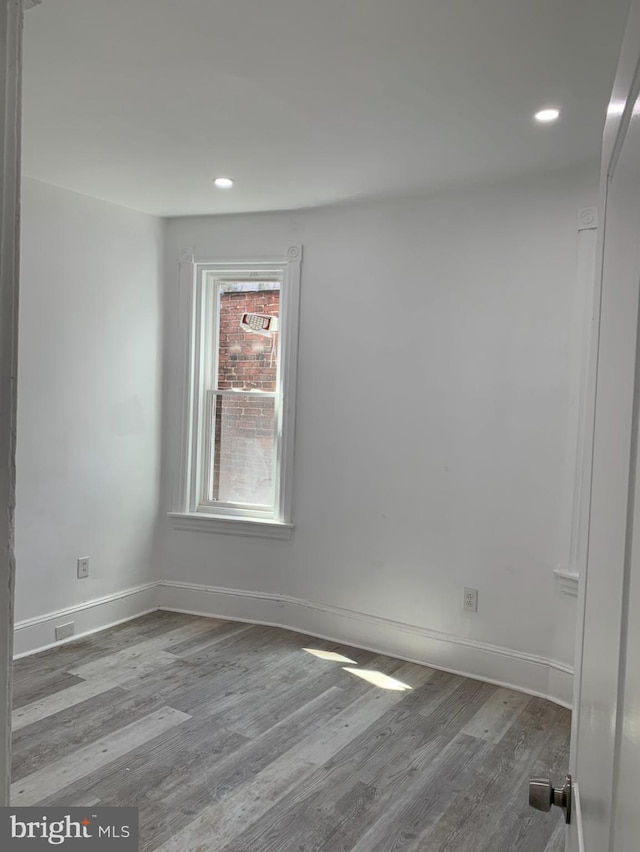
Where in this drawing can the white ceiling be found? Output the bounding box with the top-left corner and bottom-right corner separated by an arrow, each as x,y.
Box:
22,0 -> 629,217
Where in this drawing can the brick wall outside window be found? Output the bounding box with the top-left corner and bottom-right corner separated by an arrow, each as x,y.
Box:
212,288 -> 280,504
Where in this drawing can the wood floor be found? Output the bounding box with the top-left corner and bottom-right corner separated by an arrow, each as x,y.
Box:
11,611 -> 569,852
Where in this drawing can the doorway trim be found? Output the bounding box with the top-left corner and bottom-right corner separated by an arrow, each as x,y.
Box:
0,0 -> 23,807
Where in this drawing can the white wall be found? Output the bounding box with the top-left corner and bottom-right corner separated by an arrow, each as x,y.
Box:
158,168 -> 598,704
15,178 -> 163,645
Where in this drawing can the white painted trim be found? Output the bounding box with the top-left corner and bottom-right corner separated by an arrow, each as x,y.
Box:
567,780 -> 585,852
554,568 -> 580,597
11,578 -> 573,707
577,206 -> 598,231
556,211 -> 598,590
157,581 -> 574,707
575,782 -> 585,852
172,248 -> 302,531
569,7 -> 640,846
168,512 -> 293,539
0,0 -> 23,807
278,246 -> 302,525
13,583 -> 158,658
173,256 -> 197,514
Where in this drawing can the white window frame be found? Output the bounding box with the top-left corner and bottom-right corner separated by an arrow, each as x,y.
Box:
169,246 -> 302,538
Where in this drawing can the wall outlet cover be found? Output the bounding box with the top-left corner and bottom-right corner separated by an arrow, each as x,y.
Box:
464,587 -> 478,612
55,622 -> 75,641
77,557 -> 90,579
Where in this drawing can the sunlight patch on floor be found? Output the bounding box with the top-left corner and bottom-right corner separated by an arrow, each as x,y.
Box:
303,648 -> 358,664
342,667 -> 412,691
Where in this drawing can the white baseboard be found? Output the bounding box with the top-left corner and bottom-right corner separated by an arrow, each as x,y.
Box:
13,579 -> 573,708
157,581 -> 574,708
13,583 -> 159,658
548,663 -> 574,708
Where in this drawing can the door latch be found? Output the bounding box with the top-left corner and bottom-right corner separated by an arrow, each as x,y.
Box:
529,775 -> 572,824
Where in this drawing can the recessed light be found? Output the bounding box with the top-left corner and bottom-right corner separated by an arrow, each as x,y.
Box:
534,108 -> 560,123
213,177 -> 234,189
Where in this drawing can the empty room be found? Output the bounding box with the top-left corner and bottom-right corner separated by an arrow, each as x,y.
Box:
2,0 -> 640,850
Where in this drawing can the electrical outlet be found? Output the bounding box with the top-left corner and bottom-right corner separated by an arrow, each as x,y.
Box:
464,587 -> 478,612
77,557 -> 90,579
55,621 -> 75,641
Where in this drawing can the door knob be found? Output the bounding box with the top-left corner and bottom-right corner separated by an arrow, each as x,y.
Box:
529,775 -> 572,824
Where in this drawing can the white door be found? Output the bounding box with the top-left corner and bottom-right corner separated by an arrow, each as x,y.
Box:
0,0 -> 23,807
566,0 -> 640,849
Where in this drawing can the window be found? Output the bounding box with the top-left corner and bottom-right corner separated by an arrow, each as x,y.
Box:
170,248 -> 302,537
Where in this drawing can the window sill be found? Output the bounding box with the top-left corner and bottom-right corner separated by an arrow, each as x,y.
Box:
168,512 -> 293,540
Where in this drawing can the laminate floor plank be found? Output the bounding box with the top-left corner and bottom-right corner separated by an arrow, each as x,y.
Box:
47,720 -> 250,812
11,706 -> 191,806
542,820 -> 566,852
160,647 -> 402,726
159,673 -> 404,815
91,612 -> 214,653
12,686 -> 168,780
137,799 -> 192,852
227,732 -> 489,852
66,621 -> 219,680
218,678 -> 495,852
414,699 -> 569,852
460,686 -> 530,743
165,622 -> 258,657
219,652 -> 418,740
52,685 -> 354,851
152,750 -> 317,852
12,612 -> 571,851
12,612 -> 198,678
12,653 -> 175,732
156,671 -> 444,852
482,703 -> 571,852
119,636 -> 359,721
12,670 -> 85,709
12,617 -> 224,731
346,732 -> 501,852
